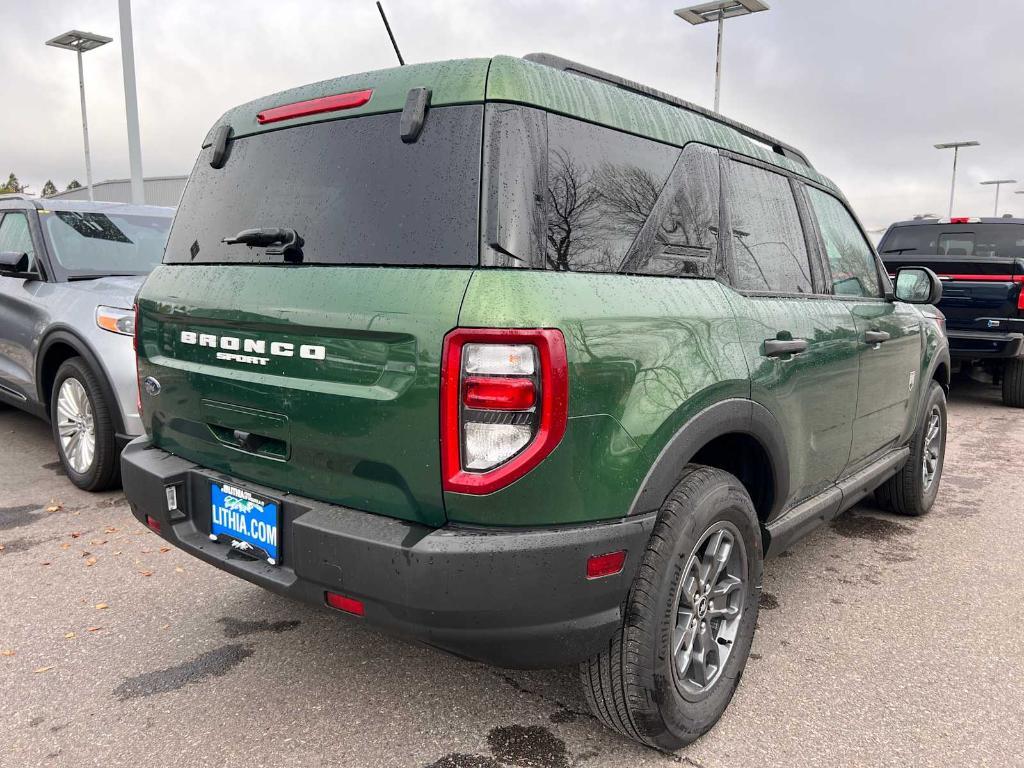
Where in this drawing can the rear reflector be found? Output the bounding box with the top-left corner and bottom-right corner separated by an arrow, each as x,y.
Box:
257,89 -> 373,124
587,551 -> 627,579
325,592 -> 365,616
145,515 -> 161,533
463,376 -> 536,411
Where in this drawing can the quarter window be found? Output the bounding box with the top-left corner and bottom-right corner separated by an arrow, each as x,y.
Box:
724,161 -> 813,293
806,187 -> 882,298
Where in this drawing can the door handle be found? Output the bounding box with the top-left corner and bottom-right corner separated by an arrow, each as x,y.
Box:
763,338 -> 809,358
864,330 -> 891,345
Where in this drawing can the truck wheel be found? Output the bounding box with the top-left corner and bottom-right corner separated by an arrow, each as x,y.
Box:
49,357 -> 120,492
580,465 -> 762,750
1002,359 -> 1024,408
875,381 -> 946,516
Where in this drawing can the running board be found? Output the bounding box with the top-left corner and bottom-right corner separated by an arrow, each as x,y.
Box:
764,447 -> 910,557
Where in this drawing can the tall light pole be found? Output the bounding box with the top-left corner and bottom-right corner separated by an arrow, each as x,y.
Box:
118,0 -> 145,205
46,30 -> 112,202
980,179 -> 1017,217
675,0 -> 769,113
934,140 -> 979,218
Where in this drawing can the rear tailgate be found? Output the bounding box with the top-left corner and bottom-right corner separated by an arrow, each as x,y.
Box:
880,222 -> 1024,331
137,267 -> 471,526
137,95 -> 486,527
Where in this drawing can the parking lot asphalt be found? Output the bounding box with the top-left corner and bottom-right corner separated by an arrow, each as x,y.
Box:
1,377 -> 1022,768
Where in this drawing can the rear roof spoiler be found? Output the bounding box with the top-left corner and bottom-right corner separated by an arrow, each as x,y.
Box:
523,53 -> 813,169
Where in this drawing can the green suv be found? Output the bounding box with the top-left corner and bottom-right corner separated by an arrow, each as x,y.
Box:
121,54 -> 951,749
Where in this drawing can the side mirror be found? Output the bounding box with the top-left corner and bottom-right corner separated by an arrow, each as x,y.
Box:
0,251 -> 31,278
894,266 -> 943,305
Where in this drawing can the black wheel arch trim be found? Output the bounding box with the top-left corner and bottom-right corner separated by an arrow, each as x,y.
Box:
35,326 -> 128,436
627,398 -> 790,521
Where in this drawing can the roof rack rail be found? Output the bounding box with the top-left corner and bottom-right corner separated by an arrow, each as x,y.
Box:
0,193 -> 34,201
523,53 -> 812,169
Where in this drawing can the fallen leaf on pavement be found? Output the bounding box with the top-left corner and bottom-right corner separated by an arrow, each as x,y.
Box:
159,547 -> 171,553
0,544 -> 5,552
64,632 -> 75,639
94,603 -> 109,610
104,527 -> 118,533
139,570 -> 153,577
45,504 -> 62,513
86,627 -> 102,633
113,551 -> 121,556
174,567 -> 184,573
69,532 -> 81,539
34,666 -> 54,674
40,561 -> 51,566
85,557 -> 97,567
59,543 -> 71,551
90,539 -> 107,546
159,624 -> 170,630
1,649 -> 14,657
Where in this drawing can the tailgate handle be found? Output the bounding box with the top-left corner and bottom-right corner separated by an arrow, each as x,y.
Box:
864,330 -> 891,345
232,429 -> 266,453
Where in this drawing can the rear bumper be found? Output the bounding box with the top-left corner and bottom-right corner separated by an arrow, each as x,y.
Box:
947,330 -> 1024,360
120,438 -> 655,668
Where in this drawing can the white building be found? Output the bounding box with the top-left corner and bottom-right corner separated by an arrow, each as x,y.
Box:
48,175 -> 187,208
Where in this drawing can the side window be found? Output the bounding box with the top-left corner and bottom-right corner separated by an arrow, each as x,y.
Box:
724,160 -> 813,293
806,187 -> 881,298
544,114 -> 681,274
0,213 -> 36,272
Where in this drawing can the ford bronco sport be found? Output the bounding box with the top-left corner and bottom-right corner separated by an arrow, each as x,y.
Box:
880,216 -> 1024,406
121,55 -> 950,749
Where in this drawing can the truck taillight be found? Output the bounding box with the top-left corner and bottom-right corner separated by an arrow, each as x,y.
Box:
1018,286 -> 1024,312
441,329 -> 568,494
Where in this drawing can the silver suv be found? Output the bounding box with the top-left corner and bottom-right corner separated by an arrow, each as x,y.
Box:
0,195 -> 173,490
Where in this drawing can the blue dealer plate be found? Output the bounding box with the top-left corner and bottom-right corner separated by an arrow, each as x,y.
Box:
210,482 -> 280,564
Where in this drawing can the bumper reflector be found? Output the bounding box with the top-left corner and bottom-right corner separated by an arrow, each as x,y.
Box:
326,592 -> 365,616
587,550 -> 626,579
145,515 -> 161,533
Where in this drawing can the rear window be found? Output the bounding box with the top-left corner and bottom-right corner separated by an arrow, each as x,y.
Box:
880,223 -> 1024,258
165,106 -> 483,266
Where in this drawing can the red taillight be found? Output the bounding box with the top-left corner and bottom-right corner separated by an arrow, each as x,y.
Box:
462,377 -> 536,411
1018,287 -> 1024,312
257,89 -> 373,124
441,329 -> 568,495
587,551 -> 627,579
145,515 -> 161,533
325,592 -> 365,616
949,217 -> 971,224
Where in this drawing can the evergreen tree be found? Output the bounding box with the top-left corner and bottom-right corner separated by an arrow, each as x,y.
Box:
41,180 -> 58,197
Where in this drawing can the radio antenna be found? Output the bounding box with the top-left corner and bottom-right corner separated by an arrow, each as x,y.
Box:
376,1 -> 405,66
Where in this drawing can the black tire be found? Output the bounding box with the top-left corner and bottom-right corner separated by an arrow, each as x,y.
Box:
580,465 -> 763,751
1002,359 -> 1024,408
874,381 -> 946,516
49,357 -> 121,492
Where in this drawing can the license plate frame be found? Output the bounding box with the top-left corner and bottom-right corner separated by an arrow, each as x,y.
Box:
209,481 -> 281,565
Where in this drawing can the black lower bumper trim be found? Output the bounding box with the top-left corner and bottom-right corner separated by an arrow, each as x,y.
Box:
120,438 -> 655,668
947,330 -> 1024,360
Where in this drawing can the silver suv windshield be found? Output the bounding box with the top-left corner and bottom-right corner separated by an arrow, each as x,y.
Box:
41,210 -> 171,277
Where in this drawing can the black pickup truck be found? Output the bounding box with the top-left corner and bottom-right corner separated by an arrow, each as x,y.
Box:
880,216 -> 1024,406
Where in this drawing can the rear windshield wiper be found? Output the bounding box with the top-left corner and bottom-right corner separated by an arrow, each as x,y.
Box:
222,227 -> 304,263
881,248 -> 918,254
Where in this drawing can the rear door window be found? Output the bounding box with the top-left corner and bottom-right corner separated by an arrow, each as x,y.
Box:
165,106 -> 483,266
805,187 -> 882,298
724,160 -> 813,293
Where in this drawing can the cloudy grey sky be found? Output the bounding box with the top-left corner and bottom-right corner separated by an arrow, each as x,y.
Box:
2,0 -> 1022,232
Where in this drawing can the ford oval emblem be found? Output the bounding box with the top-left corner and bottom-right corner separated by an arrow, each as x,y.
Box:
143,376 -> 161,396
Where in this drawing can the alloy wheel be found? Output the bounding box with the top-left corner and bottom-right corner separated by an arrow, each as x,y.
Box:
671,521 -> 747,700
921,404 -> 943,491
56,378 -> 96,474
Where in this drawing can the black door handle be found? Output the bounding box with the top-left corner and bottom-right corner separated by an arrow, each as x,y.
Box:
864,330 -> 891,344
763,338 -> 809,357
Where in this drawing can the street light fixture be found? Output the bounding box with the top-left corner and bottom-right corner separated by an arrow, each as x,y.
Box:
675,0 -> 769,114
980,179 -> 1017,217
45,30 -> 112,203
934,140 -> 979,218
